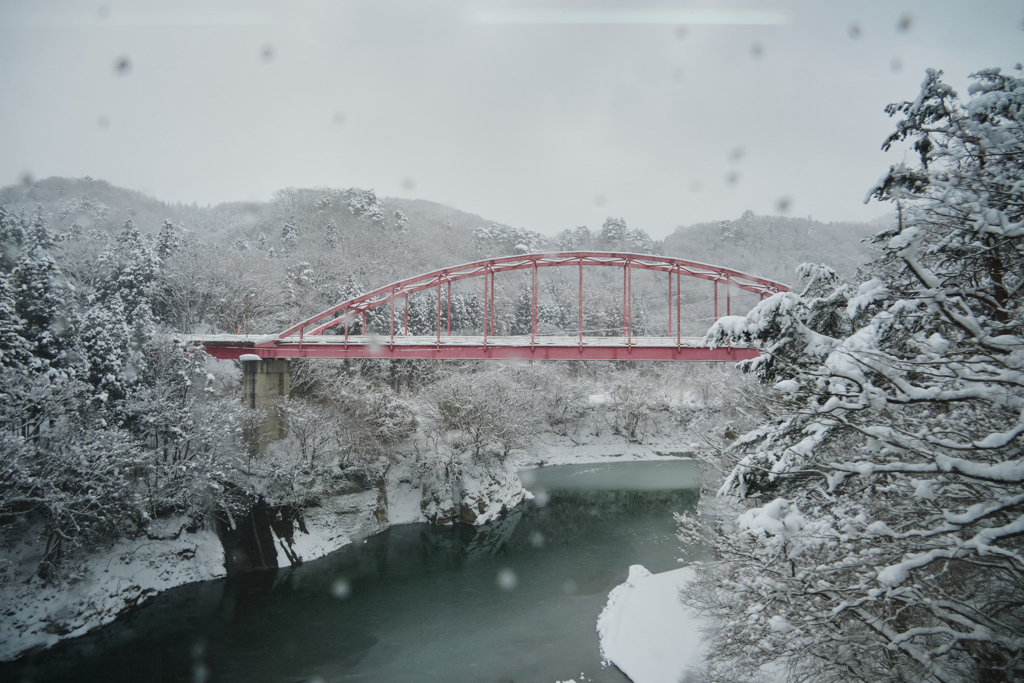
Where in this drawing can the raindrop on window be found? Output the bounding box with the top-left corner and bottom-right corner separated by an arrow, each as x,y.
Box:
776,196 -> 792,213
563,579 -> 578,595
725,170 -> 740,185
260,44 -> 275,62
113,56 -> 132,75
331,577 -> 351,599
728,146 -> 745,162
675,26 -> 687,40
896,13 -> 912,33
890,57 -> 903,73
750,42 -> 764,59
533,489 -> 550,507
18,171 -> 35,186
402,177 -> 416,192
529,530 -> 545,548
848,23 -> 862,39
593,194 -> 607,207
333,111 -> 346,125
97,6 -> 110,20
97,115 -> 110,129
496,568 -> 518,591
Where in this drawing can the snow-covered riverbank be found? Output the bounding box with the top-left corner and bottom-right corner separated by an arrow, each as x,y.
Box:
0,435 -> 703,664
597,565 -> 705,683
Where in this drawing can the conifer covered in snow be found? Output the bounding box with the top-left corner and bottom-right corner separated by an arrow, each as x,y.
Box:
681,67 -> 1024,682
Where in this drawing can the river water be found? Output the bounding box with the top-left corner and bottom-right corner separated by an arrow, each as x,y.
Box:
10,460 -> 703,683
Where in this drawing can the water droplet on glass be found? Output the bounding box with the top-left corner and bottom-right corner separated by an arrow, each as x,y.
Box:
367,335 -> 383,354
18,171 -> 35,187
331,578 -> 351,599
519,469 -> 536,486
728,146 -> 745,162
890,57 -> 903,73
113,56 -> 131,75
529,530 -> 545,548
333,111 -> 346,125
750,42 -> 763,59
563,579 -> 578,595
896,13 -> 912,33
97,6 -> 110,20
593,194 -> 607,207
533,489 -> 550,507
848,23 -> 862,39
725,170 -> 740,185
496,568 -> 518,591
675,26 -> 686,40
402,177 -> 416,192
260,44 -> 275,62
776,196 -> 792,213
97,115 -> 110,129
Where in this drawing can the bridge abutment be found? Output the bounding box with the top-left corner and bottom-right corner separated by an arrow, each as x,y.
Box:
242,357 -> 290,455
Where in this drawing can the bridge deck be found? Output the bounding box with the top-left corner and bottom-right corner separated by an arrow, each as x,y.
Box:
185,335 -> 756,362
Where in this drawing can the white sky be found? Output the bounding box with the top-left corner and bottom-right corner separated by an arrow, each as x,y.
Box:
1,0 -> 1021,237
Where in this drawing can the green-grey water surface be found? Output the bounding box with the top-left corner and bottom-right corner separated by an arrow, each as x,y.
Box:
8,460 -> 702,683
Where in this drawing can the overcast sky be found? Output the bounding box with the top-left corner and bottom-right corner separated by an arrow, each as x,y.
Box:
1,0 -> 1021,237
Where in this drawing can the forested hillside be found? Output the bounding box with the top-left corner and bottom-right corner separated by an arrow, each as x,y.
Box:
1,177 -> 886,341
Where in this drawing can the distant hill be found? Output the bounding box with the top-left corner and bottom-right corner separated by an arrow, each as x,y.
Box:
663,210 -> 887,286
0,178 -> 887,335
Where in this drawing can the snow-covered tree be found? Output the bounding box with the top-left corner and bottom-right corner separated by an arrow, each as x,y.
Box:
426,369 -> 540,461
393,210 -> 408,233
681,67 -> 1024,682
0,275 -> 34,372
8,247 -> 79,374
472,224 -> 545,256
156,219 -> 183,261
347,189 -> 384,224
556,225 -> 592,251
325,220 -> 339,249
281,217 -> 299,252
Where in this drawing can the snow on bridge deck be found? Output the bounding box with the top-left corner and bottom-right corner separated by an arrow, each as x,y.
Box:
185,334 -> 758,362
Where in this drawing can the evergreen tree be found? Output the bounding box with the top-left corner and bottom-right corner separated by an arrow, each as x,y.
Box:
0,203 -> 26,272
156,219 -> 183,261
8,247 -> 79,373
79,292 -> 132,401
325,220 -> 339,249
281,218 -> 299,252
0,274 -> 34,372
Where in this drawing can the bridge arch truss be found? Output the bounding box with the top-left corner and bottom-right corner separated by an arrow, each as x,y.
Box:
197,252 -> 788,361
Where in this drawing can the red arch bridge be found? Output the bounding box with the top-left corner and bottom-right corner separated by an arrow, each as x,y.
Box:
190,252 -> 788,362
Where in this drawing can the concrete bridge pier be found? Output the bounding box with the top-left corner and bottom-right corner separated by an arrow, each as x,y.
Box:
241,357 -> 290,455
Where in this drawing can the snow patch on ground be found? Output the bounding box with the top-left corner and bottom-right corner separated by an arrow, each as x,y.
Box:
597,565 -> 705,683
0,520 -> 225,661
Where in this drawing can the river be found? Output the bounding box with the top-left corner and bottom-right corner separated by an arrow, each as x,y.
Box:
8,459 -> 703,683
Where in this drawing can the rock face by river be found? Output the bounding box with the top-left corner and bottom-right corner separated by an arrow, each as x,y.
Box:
418,459 -> 528,527
216,457 -> 528,576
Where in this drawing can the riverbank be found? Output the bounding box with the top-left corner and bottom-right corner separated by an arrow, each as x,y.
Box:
598,565 -> 705,683
0,434 -> 698,663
